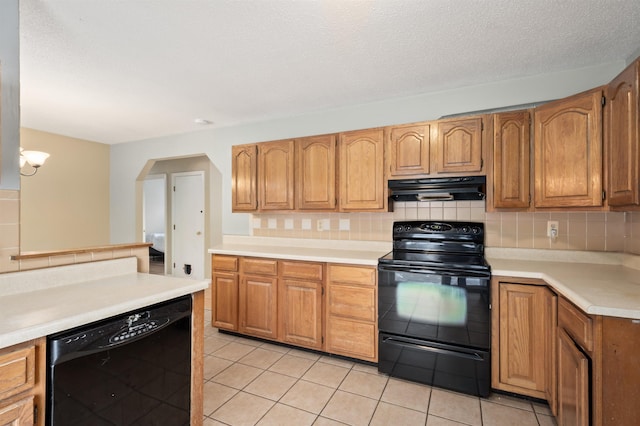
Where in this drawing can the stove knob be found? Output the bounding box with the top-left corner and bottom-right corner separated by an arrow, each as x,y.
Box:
404,225 -> 412,231
462,226 -> 470,233
472,227 -> 481,234
394,225 -> 403,233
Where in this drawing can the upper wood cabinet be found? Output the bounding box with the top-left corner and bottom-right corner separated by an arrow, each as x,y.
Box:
534,88 -> 604,208
296,135 -> 337,210
231,144 -> 258,212
435,116 -> 484,173
258,140 -> 295,211
606,59 -> 640,208
387,123 -> 430,177
338,129 -> 386,211
491,111 -> 531,209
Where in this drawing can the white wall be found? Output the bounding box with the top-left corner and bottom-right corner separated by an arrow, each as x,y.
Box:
0,0 -> 20,189
110,60 -> 625,244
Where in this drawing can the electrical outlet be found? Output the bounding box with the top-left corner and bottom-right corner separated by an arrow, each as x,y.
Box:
317,218 -> 330,232
547,221 -> 559,238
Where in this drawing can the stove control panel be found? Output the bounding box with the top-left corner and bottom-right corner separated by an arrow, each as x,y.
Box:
393,221 -> 483,236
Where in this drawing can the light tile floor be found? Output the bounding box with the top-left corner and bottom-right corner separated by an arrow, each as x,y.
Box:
202,312 -> 557,426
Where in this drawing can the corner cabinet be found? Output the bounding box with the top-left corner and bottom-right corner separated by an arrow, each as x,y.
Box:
434,116 -> 484,173
297,135 -> 337,211
606,58 -> 640,208
258,140 -> 295,211
386,123 -> 431,177
491,277 -> 557,414
231,144 -> 258,212
534,88 -> 604,208
490,111 -> 531,210
338,129 -> 386,211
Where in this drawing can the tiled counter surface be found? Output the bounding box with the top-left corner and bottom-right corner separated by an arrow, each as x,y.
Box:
0,257 -> 208,349
211,237 -> 640,320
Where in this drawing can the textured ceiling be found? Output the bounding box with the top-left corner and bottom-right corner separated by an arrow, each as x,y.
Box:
19,0 -> 640,144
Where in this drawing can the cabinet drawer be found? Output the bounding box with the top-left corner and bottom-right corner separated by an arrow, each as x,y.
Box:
558,297 -> 593,351
328,265 -> 376,286
326,317 -> 377,361
212,255 -> 239,272
0,345 -> 36,401
281,261 -> 323,281
242,258 -> 278,275
328,284 -> 376,322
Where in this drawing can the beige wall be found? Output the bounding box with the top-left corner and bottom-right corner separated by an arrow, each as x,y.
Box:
252,201 -> 640,255
19,128 -> 110,251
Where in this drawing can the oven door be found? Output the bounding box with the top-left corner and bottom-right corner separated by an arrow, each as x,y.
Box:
377,264 -> 490,350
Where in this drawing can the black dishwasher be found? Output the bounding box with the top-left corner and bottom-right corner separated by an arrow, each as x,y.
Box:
46,295 -> 192,426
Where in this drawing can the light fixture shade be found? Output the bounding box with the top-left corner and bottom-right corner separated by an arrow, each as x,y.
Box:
21,150 -> 50,167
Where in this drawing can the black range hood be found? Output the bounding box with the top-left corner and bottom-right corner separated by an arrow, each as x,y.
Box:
388,176 -> 486,202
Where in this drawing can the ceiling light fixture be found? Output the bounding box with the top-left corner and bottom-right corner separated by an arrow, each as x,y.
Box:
193,118 -> 213,125
20,147 -> 50,176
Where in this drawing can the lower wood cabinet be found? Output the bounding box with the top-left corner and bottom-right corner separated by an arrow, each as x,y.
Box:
491,277 -> 557,412
0,338 -> 46,426
211,255 -> 377,362
279,261 -> 324,350
601,316 -> 640,425
557,328 -> 590,426
211,255 -> 239,331
325,264 -> 377,362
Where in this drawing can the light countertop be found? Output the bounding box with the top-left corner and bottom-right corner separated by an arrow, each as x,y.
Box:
0,257 -> 208,349
209,235 -> 390,266
211,237 -> 640,320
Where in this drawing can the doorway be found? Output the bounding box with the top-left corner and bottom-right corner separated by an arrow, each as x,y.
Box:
143,175 -> 167,275
171,171 -> 205,280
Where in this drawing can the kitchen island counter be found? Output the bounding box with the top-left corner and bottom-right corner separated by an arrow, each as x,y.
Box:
0,257 -> 208,349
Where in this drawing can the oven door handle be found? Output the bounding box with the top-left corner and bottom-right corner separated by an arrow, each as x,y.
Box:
378,264 -> 489,279
382,336 -> 486,361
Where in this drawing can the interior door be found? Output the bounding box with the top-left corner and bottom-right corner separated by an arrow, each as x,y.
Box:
171,171 -> 205,279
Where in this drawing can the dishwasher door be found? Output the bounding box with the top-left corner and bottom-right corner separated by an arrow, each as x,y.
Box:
46,295 -> 192,426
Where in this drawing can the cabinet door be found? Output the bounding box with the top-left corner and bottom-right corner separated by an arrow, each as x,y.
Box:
534,88 -> 603,208
259,140 -> 295,211
211,272 -> 238,331
557,329 -> 590,426
387,123 -> 430,176
279,278 -> 323,350
495,282 -> 552,399
492,111 -> 531,209
436,117 -> 483,173
297,135 -> 336,210
338,129 -> 385,211
0,397 -> 33,426
239,274 -> 278,339
606,59 -> 640,207
231,144 -> 258,211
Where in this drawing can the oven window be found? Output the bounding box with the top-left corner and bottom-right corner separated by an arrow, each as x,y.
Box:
397,281 -> 467,325
378,269 -> 490,349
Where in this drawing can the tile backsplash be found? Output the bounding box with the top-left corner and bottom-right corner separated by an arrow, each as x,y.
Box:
252,201 -> 639,255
